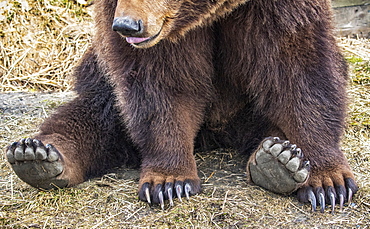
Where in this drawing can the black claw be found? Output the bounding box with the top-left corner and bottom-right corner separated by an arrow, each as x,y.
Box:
8,142 -> 18,152
45,144 -> 56,151
273,137 -> 280,142
159,191 -> 164,210
296,148 -> 303,158
164,183 -> 174,206
282,141 -> 290,147
326,186 -> 337,214
319,193 -> 325,213
314,187 -> 326,213
33,139 -> 42,147
139,182 -> 150,203
25,138 -> 32,146
330,192 -> 335,214
139,182 -> 151,204
168,188 -> 174,206
11,142 -> 18,148
152,184 -> 165,205
344,178 -> 358,205
175,183 -> 183,202
308,189 -> 317,212
348,188 -> 353,205
335,185 -> 346,212
185,183 -> 191,200
339,194 -> 344,212
145,187 -> 151,204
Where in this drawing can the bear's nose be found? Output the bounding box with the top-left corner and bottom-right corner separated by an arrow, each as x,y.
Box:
112,17 -> 143,36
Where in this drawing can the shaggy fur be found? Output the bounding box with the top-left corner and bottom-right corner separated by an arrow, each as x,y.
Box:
9,0 -> 358,206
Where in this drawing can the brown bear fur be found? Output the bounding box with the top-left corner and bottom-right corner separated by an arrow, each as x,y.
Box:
14,0 -> 357,205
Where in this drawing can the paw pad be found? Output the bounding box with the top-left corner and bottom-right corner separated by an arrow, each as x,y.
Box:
248,137 -> 310,195
6,138 -> 68,189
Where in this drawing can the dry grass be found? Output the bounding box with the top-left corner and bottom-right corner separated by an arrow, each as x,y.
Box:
1,1 -> 370,228
0,0 -> 93,92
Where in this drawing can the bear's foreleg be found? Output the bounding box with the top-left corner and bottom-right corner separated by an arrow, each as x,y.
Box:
127,94 -> 206,209
106,28 -> 215,209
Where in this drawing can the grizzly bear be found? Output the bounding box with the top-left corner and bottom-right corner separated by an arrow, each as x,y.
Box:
6,0 -> 358,212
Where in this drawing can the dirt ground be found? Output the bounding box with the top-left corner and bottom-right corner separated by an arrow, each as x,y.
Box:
1,0 -> 370,228
0,88 -> 369,228
0,61 -> 370,229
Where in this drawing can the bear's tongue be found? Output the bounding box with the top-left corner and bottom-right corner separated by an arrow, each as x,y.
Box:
126,37 -> 150,44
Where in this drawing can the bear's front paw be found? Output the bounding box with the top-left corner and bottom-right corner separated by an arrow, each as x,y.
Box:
297,170 -> 358,213
6,138 -> 68,189
138,170 -> 201,210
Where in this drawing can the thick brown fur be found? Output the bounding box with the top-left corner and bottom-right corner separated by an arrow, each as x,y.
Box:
17,0 -> 357,205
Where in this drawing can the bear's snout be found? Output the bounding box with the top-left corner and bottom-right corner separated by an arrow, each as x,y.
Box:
112,16 -> 143,37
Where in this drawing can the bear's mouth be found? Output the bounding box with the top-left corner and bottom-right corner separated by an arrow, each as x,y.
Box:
125,29 -> 161,47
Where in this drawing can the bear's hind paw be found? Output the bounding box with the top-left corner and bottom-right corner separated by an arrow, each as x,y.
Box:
247,137 -> 310,195
6,138 -> 68,190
